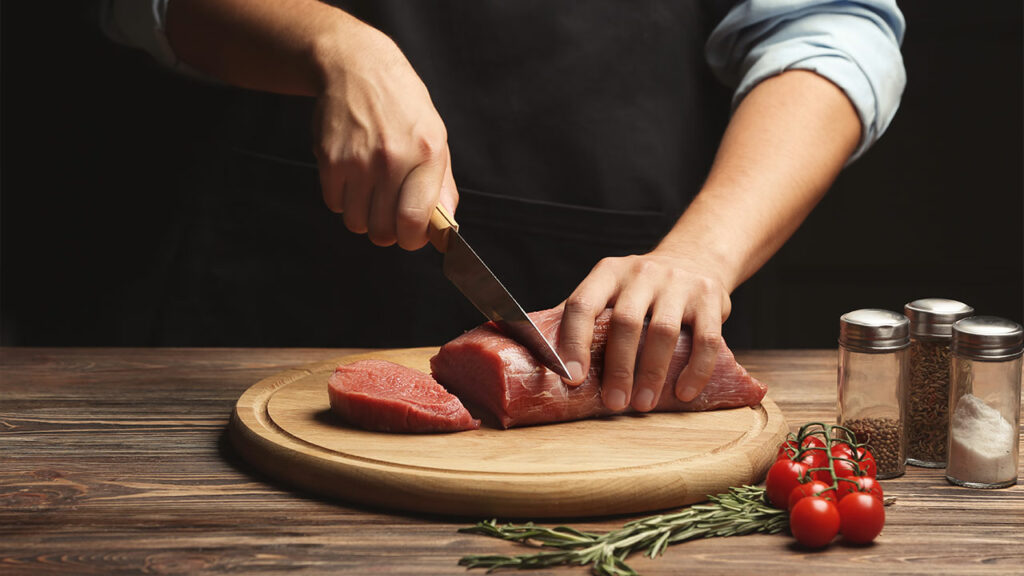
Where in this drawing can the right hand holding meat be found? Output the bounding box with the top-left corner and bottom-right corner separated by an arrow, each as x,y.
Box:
313,23 -> 459,250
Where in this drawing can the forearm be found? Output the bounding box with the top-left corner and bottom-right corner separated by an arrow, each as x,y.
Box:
165,0 -> 372,96
655,70 -> 861,291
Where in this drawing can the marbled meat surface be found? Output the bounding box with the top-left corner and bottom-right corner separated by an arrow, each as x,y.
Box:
328,359 -> 480,432
430,307 -> 767,428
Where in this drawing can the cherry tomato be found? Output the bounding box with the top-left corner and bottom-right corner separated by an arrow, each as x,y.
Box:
838,492 -> 886,544
787,480 -> 837,511
830,444 -> 877,480
789,496 -> 840,548
837,475 -> 884,501
765,459 -> 810,509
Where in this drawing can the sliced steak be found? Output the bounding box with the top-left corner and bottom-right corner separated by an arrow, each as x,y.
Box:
328,359 -> 480,433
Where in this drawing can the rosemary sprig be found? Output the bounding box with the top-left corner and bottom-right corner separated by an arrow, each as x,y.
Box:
458,485 -> 787,576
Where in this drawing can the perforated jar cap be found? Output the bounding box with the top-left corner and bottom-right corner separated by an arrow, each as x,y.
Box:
839,309 -> 910,352
904,298 -> 975,338
951,316 -> 1024,360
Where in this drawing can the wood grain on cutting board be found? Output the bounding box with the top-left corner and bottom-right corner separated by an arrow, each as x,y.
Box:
229,348 -> 788,518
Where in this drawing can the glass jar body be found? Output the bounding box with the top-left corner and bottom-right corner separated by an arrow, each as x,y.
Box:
945,354 -> 1022,488
837,346 -> 908,478
907,335 -> 953,467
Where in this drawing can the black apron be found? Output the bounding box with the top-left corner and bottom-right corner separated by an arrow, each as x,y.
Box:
155,1 -> 741,347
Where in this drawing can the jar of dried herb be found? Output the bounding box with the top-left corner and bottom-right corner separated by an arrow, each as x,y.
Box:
946,316 -> 1023,489
903,298 -> 974,468
837,309 -> 909,479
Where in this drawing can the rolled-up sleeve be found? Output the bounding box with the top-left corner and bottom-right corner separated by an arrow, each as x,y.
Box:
99,0 -> 206,77
706,0 -> 907,162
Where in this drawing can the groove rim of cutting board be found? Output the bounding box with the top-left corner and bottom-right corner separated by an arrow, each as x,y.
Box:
229,347 -> 789,518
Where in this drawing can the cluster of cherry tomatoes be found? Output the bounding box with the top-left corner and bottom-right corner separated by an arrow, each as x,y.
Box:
765,424 -> 886,548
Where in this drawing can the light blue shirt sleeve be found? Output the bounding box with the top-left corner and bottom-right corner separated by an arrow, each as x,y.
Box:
98,0 -> 205,78
706,0 -> 907,163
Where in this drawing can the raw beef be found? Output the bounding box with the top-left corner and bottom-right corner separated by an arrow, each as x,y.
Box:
328,359 -> 480,433
430,307 -> 767,428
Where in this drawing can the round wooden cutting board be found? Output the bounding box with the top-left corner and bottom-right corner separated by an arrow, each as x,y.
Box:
229,348 -> 788,518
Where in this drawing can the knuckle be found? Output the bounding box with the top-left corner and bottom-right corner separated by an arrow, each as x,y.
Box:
565,294 -> 597,317
667,267 -> 689,284
695,276 -> 718,296
697,330 -> 722,352
633,258 -> 658,276
637,366 -> 667,386
611,308 -> 644,334
396,203 -> 429,230
647,319 -> 680,341
594,257 -> 618,273
415,132 -> 445,162
604,365 -> 634,384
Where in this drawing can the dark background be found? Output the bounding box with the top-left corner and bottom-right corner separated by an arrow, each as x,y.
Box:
1,2 -> 1021,349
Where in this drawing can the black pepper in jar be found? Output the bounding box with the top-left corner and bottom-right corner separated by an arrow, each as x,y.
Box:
837,309 -> 909,479
844,416 -> 905,476
904,298 -> 974,468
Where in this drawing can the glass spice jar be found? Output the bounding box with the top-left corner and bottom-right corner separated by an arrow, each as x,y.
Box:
945,316 -> 1023,489
837,309 -> 909,479
903,298 -> 974,468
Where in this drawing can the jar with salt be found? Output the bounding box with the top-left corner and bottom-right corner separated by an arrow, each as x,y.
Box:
904,298 -> 974,467
946,316 -> 1023,489
838,309 -> 909,479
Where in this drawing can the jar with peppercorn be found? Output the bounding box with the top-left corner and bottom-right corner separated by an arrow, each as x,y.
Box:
903,298 -> 974,468
837,309 -> 908,479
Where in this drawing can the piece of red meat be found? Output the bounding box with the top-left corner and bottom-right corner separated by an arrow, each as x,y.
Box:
328,359 -> 480,433
430,307 -> 767,428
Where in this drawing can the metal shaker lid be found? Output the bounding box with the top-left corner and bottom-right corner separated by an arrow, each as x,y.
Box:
840,309 -> 910,352
951,316 -> 1024,360
904,298 -> 975,338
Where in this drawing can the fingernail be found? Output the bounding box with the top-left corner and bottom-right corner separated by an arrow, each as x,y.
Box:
677,383 -> 700,402
634,388 -> 655,411
605,388 -> 627,411
566,361 -> 584,383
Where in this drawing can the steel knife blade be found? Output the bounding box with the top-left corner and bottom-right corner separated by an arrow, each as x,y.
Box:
429,204 -> 571,380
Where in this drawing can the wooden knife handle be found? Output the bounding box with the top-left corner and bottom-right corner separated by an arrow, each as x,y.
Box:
429,204 -> 459,253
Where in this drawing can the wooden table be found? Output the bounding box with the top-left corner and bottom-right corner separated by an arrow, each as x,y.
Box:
2,348 -> 1022,575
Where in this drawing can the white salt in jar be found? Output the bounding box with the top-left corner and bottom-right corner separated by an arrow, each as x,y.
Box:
946,316 -> 1023,489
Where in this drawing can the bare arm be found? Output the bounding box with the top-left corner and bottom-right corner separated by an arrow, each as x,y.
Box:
558,70 -> 860,411
166,0 -> 458,249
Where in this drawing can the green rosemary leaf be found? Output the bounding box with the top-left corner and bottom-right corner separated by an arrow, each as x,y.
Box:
459,485 -> 788,575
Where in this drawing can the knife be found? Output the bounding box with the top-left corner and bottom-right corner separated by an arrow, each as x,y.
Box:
429,204 -> 572,380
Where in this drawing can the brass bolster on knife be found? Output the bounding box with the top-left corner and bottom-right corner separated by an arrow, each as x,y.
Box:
429,204 -> 459,253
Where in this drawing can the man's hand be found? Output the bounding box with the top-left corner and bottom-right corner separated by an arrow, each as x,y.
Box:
556,70 -> 861,412
557,252 -> 732,411
167,0 -> 458,250
313,28 -> 458,250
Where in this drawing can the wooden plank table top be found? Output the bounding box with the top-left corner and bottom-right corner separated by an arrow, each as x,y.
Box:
2,347 -> 1022,575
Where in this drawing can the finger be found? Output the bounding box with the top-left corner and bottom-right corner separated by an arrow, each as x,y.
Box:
318,159 -> 345,214
395,144 -> 447,251
675,285 -> 724,402
366,151 -> 404,247
631,297 -> 683,412
341,171 -> 372,235
558,262 -> 618,387
601,285 -> 651,411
